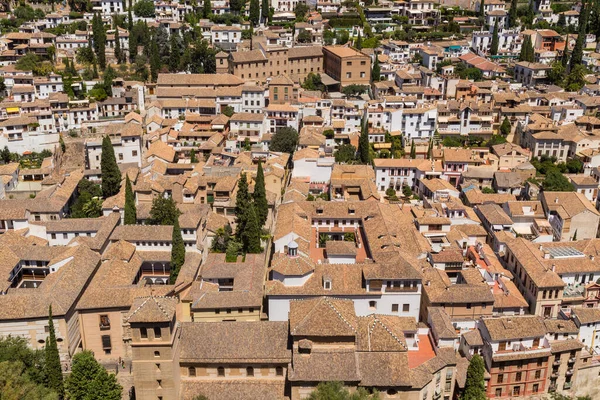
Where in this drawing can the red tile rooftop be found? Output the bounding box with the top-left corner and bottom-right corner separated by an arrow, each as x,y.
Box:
408,334 -> 436,369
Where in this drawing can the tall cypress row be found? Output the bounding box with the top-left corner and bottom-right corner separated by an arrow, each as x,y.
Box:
169,218 -> 185,284
45,305 -> 64,398
253,161 -> 268,228
235,173 -> 250,238
124,175 -> 137,224
101,136 -> 121,198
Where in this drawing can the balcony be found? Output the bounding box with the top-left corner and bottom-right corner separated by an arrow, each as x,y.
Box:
568,357 -> 576,363
553,360 -> 560,366
563,382 -> 572,390
549,384 -> 557,392
566,369 -> 574,376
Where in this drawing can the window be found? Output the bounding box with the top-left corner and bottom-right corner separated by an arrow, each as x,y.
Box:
217,367 -> 225,376
246,367 -> 254,376
324,279 -> 331,290
63,233 -> 68,239
497,374 -> 504,383
101,335 -> 111,350
515,372 -> 522,381
392,304 -> 399,312
154,327 -> 161,339
154,351 -> 160,357
495,389 -> 502,397
466,303 -> 472,309
535,370 -> 541,379
513,387 -> 520,396
99,315 -> 110,329
51,233 -> 56,239
532,383 -> 539,393
157,380 -> 162,388
132,150 -> 138,157
140,327 -> 148,339
118,153 -> 123,161
189,367 -> 196,377
276,366 -> 283,376
369,301 -> 377,310
403,304 -> 410,312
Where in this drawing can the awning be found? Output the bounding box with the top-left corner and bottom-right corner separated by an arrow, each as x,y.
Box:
6,107 -> 19,113
320,73 -> 339,86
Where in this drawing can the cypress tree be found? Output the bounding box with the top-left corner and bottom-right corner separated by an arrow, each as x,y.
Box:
508,0 -> 518,27
490,19 -> 499,55
124,175 -> 136,225
235,173 -> 250,238
358,115 -> 371,164
519,36 -> 534,62
114,25 -> 122,64
570,0 -> 589,71
45,305 -> 64,398
203,0 -> 211,18
463,354 -> 486,400
242,204 -> 262,253
410,139 -> 416,159
356,32 -> 362,50
190,149 -> 198,163
500,116 -> 511,136
253,160 -> 268,228
101,135 -> 121,198
479,0 -> 485,19
168,32 -> 181,72
249,0 -> 260,25
372,55 -> 380,82
169,217 -> 185,284
261,0 -> 269,23
128,7 -> 133,32
562,35 -> 570,69
149,37 -> 160,83
427,139 -> 432,159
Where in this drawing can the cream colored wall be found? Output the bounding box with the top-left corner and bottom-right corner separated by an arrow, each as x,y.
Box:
191,308 -> 260,322
0,317 -> 70,357
79,311 -> 127,362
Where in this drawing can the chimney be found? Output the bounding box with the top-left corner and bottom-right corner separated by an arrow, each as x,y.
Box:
551,264 -> 556,272
426,280 -> 431,286
554,197 -> 559,204
591,255 -> 595,261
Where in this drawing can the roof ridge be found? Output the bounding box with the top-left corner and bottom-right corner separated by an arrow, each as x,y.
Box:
368,315 -> 407,351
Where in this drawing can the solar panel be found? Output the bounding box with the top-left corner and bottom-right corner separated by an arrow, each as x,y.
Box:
547,247 -> 585,259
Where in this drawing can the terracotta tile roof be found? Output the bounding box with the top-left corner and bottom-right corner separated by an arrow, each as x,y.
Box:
181,381 -> 286,400
289,297 -> 358,337
127,296 -> 177,323
482,315 -> 546,341
571,307 -> 600,324
179,321 -> 291,363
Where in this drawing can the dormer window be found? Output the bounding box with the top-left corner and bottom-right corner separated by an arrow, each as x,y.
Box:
287,241 -> 298,257
316,208 -> 323,214
323,278 -> 331,290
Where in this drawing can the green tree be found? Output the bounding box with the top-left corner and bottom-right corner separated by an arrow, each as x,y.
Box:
355,32 -> 362,49
500,117 -> 511,136
463,354 -> 486,400
548,61 -> 565,86
508,0 -> 518,27
297,30 -> 312,43
341,84 -> 368,97
101,136 -> 121,198
149,38 -> 160,83
203,0 -> 211,17
294,2 -> 309,20
44,306 -> 63,398
334,144 -> 357,163
114,25 -> 123,63
490,19 -> 499,55
519,35 -> 534,62
225,239 -> 242,262
124,175 -> 136,225
372,55 -> 380,82
479,0 -> 485,19
235,173 -> 250,238
65,351 -> 103,400
222,105 -> 235,117
249,0 -> 260,25
308,381 -> 378,400
385,187 -> 398,200
85,368 -> 122,400
168,32 -> 182,72
570,0 -> 589,71
269,127 -> 298,153
410,139 -> 416,159
358,116 -> 371,164
242,204 -> 262,253
563,64 -> 588,91
148,196 -> 180,225
253,160 -> 268,227
0,361 -> 58,400
190,149 -> 198,163
261,0 -> 269,22
0,336 -> 47,386
133,0 -> 155,17
211,224 -> 232,253
302,73 -> 325,91
1,146 -> 10,163
427,138 -> 433,159
169,218 -> 185,284
92,13 -> 106,69
561,36 -> 570,69
402,185 -> 412,198
543,169 -> 574,191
